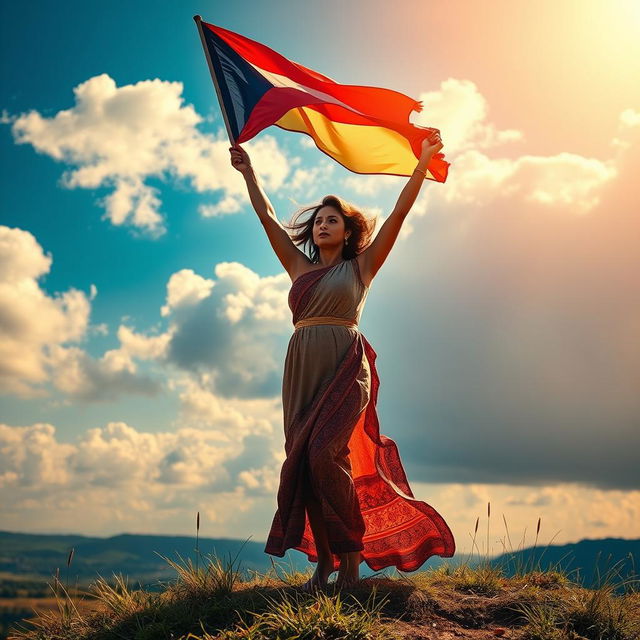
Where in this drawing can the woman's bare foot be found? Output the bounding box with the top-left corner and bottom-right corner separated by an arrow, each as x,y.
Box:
336,550 -> 360,588
301,557 -> 334,593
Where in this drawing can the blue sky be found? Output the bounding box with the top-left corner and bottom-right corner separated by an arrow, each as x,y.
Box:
1,0 -> 639,552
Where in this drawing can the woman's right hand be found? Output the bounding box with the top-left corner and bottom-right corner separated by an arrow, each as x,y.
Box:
229,144 -> 252,173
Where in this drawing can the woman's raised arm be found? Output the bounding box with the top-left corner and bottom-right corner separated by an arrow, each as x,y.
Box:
358,132 -> 444,284
230,144 -> 308,277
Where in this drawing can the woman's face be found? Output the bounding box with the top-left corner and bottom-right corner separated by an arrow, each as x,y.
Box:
313,206 -> 349,247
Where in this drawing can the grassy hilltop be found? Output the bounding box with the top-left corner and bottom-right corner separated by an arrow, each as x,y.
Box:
5,508 -> 639,639
7,545 -> 639,640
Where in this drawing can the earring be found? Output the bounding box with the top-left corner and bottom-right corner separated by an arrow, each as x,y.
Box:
345,236 -> 349,245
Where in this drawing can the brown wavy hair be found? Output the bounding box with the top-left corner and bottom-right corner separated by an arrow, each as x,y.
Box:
283,195 -> 377,263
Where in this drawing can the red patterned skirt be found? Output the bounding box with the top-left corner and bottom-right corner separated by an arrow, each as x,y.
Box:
264,330 -> 455,572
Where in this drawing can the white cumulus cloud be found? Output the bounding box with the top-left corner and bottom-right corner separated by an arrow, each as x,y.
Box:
8,74 -> 291,237
0,225 -> 164,400
0,226 -> 91,396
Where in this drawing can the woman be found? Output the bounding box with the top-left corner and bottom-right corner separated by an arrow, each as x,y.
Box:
229,131 -> 455,592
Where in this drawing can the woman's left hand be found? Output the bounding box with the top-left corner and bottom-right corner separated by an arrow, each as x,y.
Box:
421,130 -> 443,158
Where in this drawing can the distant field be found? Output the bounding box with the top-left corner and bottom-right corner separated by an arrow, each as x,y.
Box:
1,596 -> 105,639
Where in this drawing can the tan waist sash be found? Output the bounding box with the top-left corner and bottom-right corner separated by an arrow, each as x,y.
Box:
294,315 -> 358,330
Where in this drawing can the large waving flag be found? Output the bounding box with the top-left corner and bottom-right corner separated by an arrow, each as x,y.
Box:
193,16 -> 449,182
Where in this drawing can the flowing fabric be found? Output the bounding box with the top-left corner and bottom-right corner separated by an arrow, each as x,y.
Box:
198,19 -> 450,182
264,258 -> 455,572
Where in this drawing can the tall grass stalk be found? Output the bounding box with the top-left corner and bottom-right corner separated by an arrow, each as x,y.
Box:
464,515 -> 480,566
486,500 -> 490,565
195,510 -> 200,574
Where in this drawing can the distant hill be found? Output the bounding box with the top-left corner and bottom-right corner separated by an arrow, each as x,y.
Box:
489,536 -> 639,591
0,531 -> 286,588
0,530 -> 636,592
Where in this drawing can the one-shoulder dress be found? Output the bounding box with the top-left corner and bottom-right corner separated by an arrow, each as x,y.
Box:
264,257 -> 455,571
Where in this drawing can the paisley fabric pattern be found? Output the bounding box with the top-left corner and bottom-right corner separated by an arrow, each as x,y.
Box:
264,258 -> 455,571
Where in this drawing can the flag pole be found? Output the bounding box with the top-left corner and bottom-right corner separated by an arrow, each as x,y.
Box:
193,15 -> 236,145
